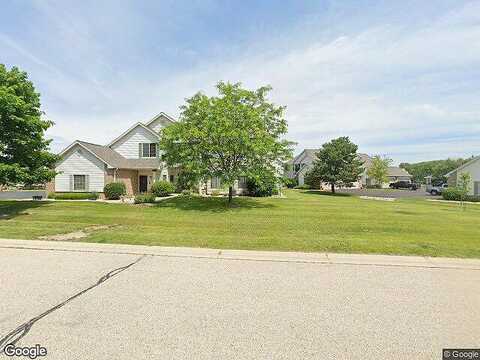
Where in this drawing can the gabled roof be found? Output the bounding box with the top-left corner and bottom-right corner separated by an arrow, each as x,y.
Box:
79,141 -> 160,169
107,122 -> 160,147
445,156 -> 480,177
387,167 -> 412,177
293,149 -> 319,164
58,141 -> 115,168
58,141 -> 161,169
145,112 -> 176,127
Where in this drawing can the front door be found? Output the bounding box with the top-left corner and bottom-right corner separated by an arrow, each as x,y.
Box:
139,176 -> 148,193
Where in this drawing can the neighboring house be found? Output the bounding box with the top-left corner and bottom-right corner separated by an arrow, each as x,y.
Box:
445,155 -> 480,196
363,165 -> 413,188
49,112 -> 248,196
288,150 -> 412,188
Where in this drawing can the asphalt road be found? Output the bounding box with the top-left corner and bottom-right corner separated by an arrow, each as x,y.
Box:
1,241 -> 479,360
337,188 -> 437,198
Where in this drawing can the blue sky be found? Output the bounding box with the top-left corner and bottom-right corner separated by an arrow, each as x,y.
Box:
1,0 -> 479,163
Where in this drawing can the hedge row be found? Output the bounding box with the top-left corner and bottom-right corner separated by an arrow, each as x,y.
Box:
49,192 -> 99,200
442,188 -> 480,202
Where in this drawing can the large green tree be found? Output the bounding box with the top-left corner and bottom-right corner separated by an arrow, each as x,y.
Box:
305,137 -> 363,193
160,81 -> 293,203
367,155 -> 392,186
0,64 -> 57,187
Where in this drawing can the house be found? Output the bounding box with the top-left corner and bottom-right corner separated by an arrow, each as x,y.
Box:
49,112 -> 249,196
288,149 -> 412,188
445,155 -> 480,196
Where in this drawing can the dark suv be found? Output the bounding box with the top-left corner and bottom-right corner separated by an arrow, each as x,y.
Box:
389,181 -> 418,190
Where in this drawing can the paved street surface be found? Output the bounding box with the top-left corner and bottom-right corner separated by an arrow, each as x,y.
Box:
1,239 -> 479,359
337,188 -> 437,198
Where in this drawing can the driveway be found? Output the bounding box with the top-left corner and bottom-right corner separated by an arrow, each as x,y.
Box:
338,188 -> 437,198
0,239 -> 479,359
0,190 -> 47,200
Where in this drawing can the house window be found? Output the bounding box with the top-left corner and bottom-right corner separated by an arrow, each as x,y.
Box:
73,175 -> 86,191
238,176 -> 247,188
141,143 -> 157,158
169,175 -> 175,183
211,177 -> 221,189
163,175 -> 167,181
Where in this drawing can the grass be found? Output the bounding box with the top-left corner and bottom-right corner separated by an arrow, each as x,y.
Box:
0,190 -> 479,258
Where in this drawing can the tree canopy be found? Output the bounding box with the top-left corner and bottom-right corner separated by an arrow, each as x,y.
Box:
305,137 -> 363,193
0,64 -> 57,186
367,155 -> 392,186
400,158 -> 469,184
159,81 -> 293,202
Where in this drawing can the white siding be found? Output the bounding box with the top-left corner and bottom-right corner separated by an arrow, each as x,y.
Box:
55,145 -> 105,192
147,116 -> 171,133
110,126 -> 159,159
455,159 -> 480,195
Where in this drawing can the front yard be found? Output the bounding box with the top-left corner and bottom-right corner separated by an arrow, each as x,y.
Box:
0,190 -> 479,258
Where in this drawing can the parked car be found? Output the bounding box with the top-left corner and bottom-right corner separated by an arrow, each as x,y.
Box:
389,181 -> 418,190
426,183 -> 448,195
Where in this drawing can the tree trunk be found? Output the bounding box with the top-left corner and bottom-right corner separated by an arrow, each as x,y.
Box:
228,186 -> 233,204
331,183 -> 335,193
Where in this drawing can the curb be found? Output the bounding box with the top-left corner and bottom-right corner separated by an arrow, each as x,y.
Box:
0,239 -> 479,270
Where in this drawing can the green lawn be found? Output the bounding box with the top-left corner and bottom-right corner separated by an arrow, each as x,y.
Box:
0,190 -> 479,258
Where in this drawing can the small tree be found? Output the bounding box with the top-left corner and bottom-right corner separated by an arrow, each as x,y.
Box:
160,81 -> 293,204
458,172 -> 471,210
305,137 -> 363,193
367,155 -> 392,187
0,64 -> 57,187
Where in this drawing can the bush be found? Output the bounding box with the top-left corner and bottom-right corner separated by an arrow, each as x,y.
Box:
151,180 -> 175,197
282,177 -> 297,189
247,174 -> 277,197
366,184 -> 382,189
104,182 -> 126,200
211,190 -> 222,196
442,188 -> 480,202
175,171 -> 198,192
134,193 -> 156,204
49,192 -> 98,200
181,189 -> 192,196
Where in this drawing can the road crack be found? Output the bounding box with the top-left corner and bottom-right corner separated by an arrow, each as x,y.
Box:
0,255 -> 147,354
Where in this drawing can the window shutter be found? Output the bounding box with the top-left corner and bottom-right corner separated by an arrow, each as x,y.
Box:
69,175 -> 73,191
139,143 -> 143,158
86,175 -> 90,191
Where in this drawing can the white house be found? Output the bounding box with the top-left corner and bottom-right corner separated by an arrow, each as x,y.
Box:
288,149 -> 412,188
49,112 -> 249,196
445,156 -> 480,196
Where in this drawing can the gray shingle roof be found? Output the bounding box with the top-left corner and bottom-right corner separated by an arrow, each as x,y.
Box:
78,141 -> 160,169
387,166 -> 412,177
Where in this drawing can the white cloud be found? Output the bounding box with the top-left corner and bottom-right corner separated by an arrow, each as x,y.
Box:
25,1 -> 480,163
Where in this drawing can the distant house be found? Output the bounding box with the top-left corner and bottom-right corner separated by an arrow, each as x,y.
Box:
288,149 -> 412,188
445,155 -> 480,196
49,113 -> 249,196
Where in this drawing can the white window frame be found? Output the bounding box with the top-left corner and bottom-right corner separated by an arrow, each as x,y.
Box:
141,143 -> 157,158
73,175 -> 86,191
211,177 -> 221,189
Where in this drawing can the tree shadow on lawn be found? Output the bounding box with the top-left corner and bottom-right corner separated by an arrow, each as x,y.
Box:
302,190 -> 352,197
154,195 -> 276,213
0,201 -> 49,220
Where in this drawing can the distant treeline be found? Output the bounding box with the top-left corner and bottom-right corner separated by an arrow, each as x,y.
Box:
399,158 -> 471,184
